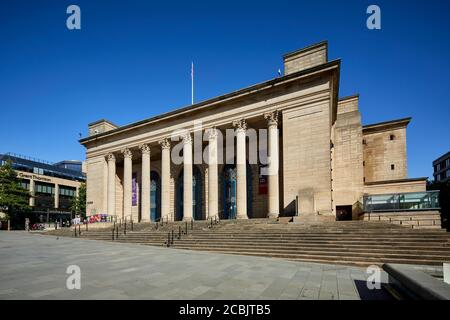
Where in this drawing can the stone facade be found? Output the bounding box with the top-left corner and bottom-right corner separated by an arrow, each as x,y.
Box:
80,41 -> 428,223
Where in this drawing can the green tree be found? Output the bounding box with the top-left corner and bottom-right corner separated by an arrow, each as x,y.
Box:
0,160 -> 30,221
427,179 -> 450,231
70,182 -> 86,218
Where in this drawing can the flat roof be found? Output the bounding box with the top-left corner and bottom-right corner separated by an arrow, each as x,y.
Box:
362,117 -> 411,134
432,151 -> 450,165
80,59 -> 341,145
0,154 -> 85,181
283,40 -> 328,60
364,177 -> 428,186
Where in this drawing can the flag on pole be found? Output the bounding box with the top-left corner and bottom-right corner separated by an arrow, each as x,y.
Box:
191,61 -> 194,105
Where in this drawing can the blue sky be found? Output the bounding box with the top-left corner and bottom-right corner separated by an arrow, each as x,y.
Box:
0,0 -> 449,179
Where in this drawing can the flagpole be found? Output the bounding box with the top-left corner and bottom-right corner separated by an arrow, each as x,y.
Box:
191,61 -> 194,105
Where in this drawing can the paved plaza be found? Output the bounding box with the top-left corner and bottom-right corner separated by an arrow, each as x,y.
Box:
0,232 -> 390,300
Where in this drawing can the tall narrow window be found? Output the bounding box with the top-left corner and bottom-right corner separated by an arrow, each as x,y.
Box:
391,164 -> 395,170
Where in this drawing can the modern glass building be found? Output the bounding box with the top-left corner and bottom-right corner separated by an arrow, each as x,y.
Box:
0,152 -> 86,223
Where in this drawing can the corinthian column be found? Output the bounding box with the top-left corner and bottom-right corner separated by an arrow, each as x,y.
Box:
159,138 -> 171,221
122,148 -> 133,220
207,128 -> 219,219
140,144 -> 151,222
264,111 -> 280,218
183,133 -> 193,221
106,153 -> 116,217
233,119 -> 248,219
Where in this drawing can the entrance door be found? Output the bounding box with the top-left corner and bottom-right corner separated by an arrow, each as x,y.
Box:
176,167 -> 203,221
336,205 -> 353,221
222,164 -> 253,219
223,166 -> 237,219
150,171 -> 161,222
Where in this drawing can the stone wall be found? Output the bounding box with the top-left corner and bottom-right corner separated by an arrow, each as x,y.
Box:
361,211 -> 442,229
284,42 -> 327,75
332,96 -> 364,218
282,98 -> 332,216
364,179 -> 427,195
363,124 -> 408,183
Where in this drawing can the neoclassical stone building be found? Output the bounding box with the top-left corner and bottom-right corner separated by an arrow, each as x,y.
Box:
80,41 -> 428,223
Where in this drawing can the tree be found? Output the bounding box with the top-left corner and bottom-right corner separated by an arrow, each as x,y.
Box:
427,179 -> 450,231
0,160 -> 30,221
70,183 -> 86,218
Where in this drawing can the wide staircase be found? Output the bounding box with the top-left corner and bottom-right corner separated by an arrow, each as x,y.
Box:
44,218 -> 450,267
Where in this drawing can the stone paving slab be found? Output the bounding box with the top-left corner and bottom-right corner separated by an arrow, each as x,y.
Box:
0,232 -> 390,300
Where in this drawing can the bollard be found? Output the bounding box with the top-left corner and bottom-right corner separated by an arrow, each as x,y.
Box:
191,219 -> 193,230
215,215 -> 217,224
178,226 -> 181,239
185,221 -> 188,235
86,221 -> 88,231
171,230 -> 174,245
131,219 -> 133,231
124,220 -> 127,235
74,226 -> 77,237
167,232 -> 170,247
78,224 -> 81,236
112,227 -> 115,240
116,226 -> 119,239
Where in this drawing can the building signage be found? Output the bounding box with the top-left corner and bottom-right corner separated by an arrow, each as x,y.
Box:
17,172 -> 52,183
258,165 -> 268,195
132,173 -> 137,206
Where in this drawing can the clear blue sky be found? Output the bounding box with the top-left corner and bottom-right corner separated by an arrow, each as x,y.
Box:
0,0 -> 449,179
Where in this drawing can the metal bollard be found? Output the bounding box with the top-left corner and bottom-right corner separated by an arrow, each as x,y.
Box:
86,221 -> 88,231
178,226 -> 181,239
191,219 -> 193,230
112,227 -> 115,240
116,226 -> 119,239
131,219 -> 133,231
171,230 -> 174,245
78,224 -> 81,236
74,226 -> 77,237
124,220 -> 127,235
185,221 -> 188,235
167,232 -> 171,247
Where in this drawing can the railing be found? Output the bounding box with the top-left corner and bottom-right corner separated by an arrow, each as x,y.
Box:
363,191 -> 440,212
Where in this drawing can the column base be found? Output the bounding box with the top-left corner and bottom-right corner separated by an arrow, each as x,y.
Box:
236,215 -> 248,220
268,212 -> 279,219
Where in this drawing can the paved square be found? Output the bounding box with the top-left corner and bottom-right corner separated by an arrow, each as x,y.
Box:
0,232 -> 389,300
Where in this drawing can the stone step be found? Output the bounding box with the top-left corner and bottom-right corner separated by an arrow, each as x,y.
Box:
170,243 -> 450,256
166,247 -> 450,266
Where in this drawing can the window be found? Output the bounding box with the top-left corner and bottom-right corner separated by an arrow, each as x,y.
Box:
436,164 -> 441,171
391,164 -> 395,170
362,139 -> 366,145
390,134 -> 395,141
33,167 -> 44,175
446,159 -> 450,168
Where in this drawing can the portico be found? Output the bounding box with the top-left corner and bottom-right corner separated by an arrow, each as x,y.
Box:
96,114 -> 280,222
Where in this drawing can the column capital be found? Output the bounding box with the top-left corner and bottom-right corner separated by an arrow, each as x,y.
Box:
121,148 -> 133,159
264,110 -> 279,127
182,133 -> 192,145
106,153 -> 116,162
139,143 -> 151,155
206,127 -> 219,141
159,138 -> 171,150
232,119 -> 247,132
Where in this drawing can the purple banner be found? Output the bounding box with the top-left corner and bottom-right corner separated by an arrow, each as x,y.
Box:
132,173 -> 137,206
